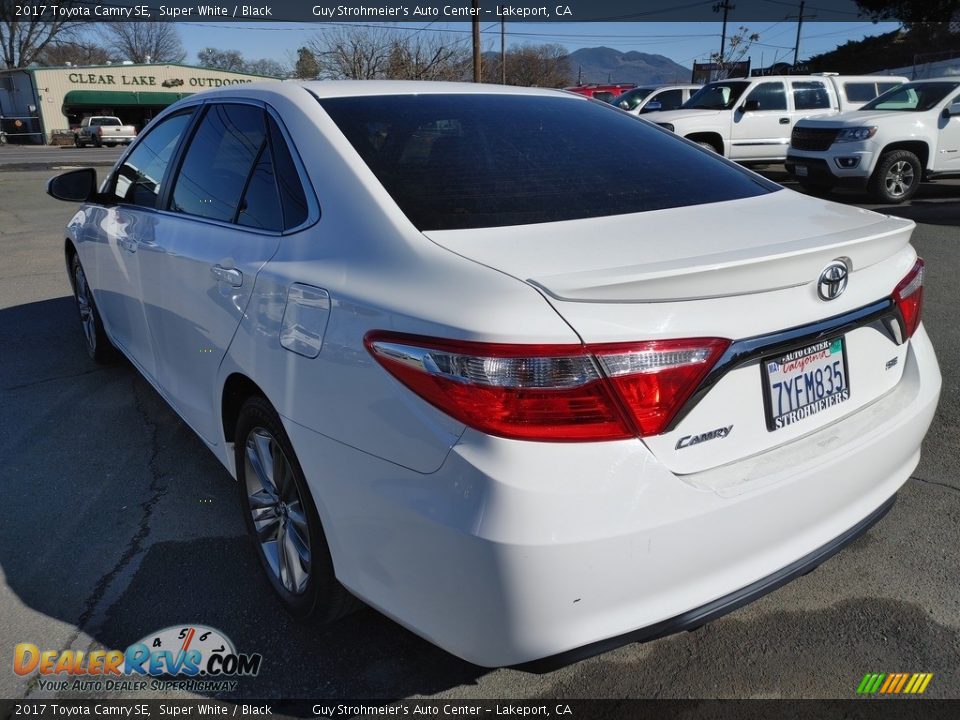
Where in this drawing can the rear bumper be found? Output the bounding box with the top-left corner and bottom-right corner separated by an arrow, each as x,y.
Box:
284,326 -> 940,667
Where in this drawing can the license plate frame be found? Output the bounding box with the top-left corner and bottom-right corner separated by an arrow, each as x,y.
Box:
794,164 -> 809,177
761,336 -> 851,432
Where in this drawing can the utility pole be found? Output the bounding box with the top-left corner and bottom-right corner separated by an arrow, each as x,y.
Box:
713,0 -> 735,61
472,0 -> 481,83
793,0 -> 815,68
500,11 -> 506,84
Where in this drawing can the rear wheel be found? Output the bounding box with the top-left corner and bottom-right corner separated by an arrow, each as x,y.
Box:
235,396 -> 357,622
869,150 -> 921,203
92,136 -> 102,148
70,254 -> 117,364
74,135 -> 83,148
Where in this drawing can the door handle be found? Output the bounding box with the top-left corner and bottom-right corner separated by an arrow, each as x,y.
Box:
211,264 -> 243,287
779,118 -> 791,124
118,238 -> 137,253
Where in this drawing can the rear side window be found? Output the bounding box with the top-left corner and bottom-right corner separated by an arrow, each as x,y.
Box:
112,111 -> 192,208
844,82 -> 878,103
268,117 -> 309,229
792,81 -> 831,110
319,93 -> 779,231
745,82 -> 787,111
593,91 -> 615,103
649,89 -> 684,112
171,104 -> 267,222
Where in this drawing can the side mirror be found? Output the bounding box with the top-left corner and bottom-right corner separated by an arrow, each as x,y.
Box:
943,102 -> 960,119
642,101 -> 662,113
47,168 -> 98,202
740,99 -> 761,112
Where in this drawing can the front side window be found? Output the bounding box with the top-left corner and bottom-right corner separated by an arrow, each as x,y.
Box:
685,82 -> 751,110
792,81 -> 831,110
171,104 -> 267,222
112,111 -> 192,208
744,82 -> 787,111
319,93 -> 779,231
862,82 -> 960,112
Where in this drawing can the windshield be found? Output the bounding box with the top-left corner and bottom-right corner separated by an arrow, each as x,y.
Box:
683,81 -> 751,110
613,88 -> 655,111
861,82 -> 960,112
318,93 -> 779,231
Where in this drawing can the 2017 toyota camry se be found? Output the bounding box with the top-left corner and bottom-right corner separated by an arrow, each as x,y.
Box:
48,81 -> 940,668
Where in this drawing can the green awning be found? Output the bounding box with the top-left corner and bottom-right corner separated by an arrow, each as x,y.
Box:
63,90 -> 193,107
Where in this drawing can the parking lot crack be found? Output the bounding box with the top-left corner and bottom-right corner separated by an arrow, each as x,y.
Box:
23,377 -> 168,698
2,367 -> 105,392
909,474 -> 960,494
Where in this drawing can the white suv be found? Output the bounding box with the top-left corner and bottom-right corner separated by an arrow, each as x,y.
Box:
786,79 -> 960,202
646,74 -> 905,162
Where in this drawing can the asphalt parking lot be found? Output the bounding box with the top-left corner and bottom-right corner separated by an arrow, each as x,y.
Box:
1,149 -> 959,702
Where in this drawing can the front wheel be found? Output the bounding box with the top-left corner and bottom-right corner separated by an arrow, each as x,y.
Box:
70,254 -> 117,364
868,150 -> 921,203
235,396 -> 357,622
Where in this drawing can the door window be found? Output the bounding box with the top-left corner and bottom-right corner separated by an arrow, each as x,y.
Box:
111,111 -> 193,208
744,82 -> 787,111
170,104 -> 267,222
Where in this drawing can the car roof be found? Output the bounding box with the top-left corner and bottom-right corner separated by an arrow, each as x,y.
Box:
205,79 -> 584,101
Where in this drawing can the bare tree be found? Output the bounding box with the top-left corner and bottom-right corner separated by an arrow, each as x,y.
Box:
0,4 -> 82,68
245,58 -> 288,77
712,26 -> 759,78
103,22 -> 186,64
483,44 -> 572,87
306,25 -> 468,81
38,38 -> 112,67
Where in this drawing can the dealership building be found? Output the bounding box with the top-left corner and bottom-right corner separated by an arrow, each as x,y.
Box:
0,63 -> 279,144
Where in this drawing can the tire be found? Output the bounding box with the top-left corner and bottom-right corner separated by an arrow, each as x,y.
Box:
868,150 -> 921,204
92,136 -> 102,148
74,135 -> 84,148
70,254 -> 118,364
235,396 -> 357,622
695,140 -> 719,153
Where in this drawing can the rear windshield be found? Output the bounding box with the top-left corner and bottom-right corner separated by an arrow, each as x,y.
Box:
318,93 -> 778,231
614,87 -> 656,111
684,81 -> 751,110
91,117 -> 121,126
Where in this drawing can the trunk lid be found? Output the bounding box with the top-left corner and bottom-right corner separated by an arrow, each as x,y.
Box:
424,190 -> 917,475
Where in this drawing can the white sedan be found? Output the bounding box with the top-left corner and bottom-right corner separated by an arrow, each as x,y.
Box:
47,81 -> 940,668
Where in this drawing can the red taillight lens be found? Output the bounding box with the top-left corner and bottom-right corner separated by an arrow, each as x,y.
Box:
893,258 -> 924,339
364,332 -> 729,442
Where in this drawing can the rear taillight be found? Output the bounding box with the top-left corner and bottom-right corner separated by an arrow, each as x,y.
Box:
97,126 -> 103,136
893,258 -> 924,339
364,332 -> 729,442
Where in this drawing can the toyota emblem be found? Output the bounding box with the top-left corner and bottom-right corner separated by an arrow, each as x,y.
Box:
817,260 -> 849,301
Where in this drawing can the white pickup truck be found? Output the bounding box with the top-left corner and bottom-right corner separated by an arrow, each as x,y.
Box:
786,78 -> 960,203
644,74 -> 906,163
73,116 -> 137,148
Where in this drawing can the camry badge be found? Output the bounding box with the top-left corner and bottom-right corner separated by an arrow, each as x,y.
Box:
818,260 -> 849,301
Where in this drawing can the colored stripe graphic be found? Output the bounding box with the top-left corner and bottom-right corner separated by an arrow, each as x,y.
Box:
857,672 -> 932,695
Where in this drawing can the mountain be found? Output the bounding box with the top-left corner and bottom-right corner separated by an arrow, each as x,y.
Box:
566,47 -> 691,86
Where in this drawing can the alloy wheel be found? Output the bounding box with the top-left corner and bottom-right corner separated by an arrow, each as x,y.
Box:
884,160 -> 915,198
74,263 -> 97,352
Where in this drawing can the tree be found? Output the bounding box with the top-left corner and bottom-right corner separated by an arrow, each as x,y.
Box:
245,58 -> 287,77
0,4 -> 81,68
483,44 -> 572,87
294,47 -> 320,79
38,39 -> 112,67
197,47 -> 246,72
712,26 -> 759,78
305,25 -> 468,81
103,22 -> 185,64
855,0 -> 959,25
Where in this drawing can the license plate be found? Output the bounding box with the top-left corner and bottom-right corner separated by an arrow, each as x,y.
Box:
762,337 -> 850,431
794,164 -> 809,177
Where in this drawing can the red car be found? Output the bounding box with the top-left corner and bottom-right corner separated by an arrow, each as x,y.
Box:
564,83 -> 637,103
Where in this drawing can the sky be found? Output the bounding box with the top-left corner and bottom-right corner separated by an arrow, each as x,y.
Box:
175,20 -> 904,70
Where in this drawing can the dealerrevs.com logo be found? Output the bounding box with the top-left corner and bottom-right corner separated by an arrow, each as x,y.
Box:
13,625 -> 262,693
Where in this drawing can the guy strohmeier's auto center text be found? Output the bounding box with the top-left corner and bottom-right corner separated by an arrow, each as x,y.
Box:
12,3 -> 575,19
